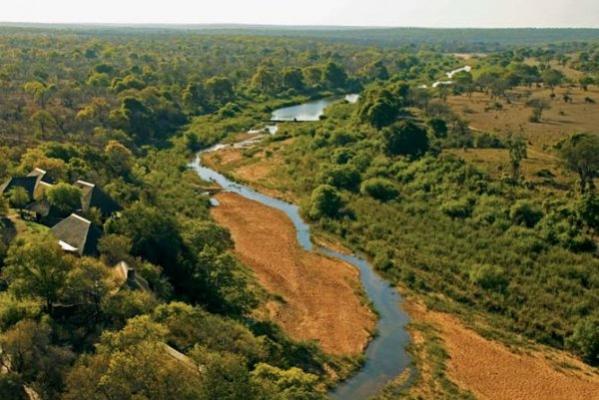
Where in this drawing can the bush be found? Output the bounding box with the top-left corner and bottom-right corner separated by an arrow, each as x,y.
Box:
577,194 -> 599,232
470,264 -> 508,292
308,185 -> 344,219
360,178 -> 399,202
567,317 -> 599,365
472,195 -> 509,226
475,132 -> 505,149
440,197 -> 474,219
0,373 -> 26,400
318,164 -> 361,192
510,200 -> 543,228
382,121 -> 429,157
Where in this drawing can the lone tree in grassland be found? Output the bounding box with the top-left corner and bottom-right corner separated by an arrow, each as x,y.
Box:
507,135 -> 528,183
579,76 -> 595,91
558,133 -> 599,194
541,68 -> 564,94
527,98 -> 551,123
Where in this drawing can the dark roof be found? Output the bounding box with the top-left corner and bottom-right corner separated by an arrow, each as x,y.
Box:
0,176 -> 38,200
27,168 -> 53,185
26,199 -> 63,226
51,214 -> 101,257
75,180 -> 121,216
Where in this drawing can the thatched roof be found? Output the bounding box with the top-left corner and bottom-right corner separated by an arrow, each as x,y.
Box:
75,180 -> 121,216
113,261 -> 151,292
163,343 -> 202,373
51,214 -> 101,256
27,168 -> 52,185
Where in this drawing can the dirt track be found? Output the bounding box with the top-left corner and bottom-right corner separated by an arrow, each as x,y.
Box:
407,302 -> 599,400
211,192 -> 375,355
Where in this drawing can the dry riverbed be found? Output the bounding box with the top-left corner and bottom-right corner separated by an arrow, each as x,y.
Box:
404,301 -> 599,400
211,192 -> 376,356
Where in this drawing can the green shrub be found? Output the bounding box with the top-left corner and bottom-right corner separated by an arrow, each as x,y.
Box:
567,317 -> 599,366
510,200 -> 543,228
360,178 -> 400,202
474,132 -> 505,149
382,120 -> 430,157
472,195 -> 509,226
318,164 -> 361,192
469,264 -> 508,292
308,185 -> 343,219
440,197 -> 474,219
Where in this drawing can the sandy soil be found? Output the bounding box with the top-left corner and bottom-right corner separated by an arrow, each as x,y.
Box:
235,161 -> 275,182
203,147 -> 296,202
406,301 -> 599,400
211,192 -> 375,355
204,147 -> 244,166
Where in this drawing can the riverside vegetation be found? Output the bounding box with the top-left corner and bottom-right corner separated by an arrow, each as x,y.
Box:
0,25 -> 597,399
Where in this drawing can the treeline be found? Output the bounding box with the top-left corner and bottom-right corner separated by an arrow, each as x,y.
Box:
4,25 -> 599,52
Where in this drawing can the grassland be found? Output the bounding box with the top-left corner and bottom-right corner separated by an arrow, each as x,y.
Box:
448,87 -> 599,151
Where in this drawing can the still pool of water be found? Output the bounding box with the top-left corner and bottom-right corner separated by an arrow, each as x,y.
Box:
271,94 -> 360,122
271,98 -> 334,121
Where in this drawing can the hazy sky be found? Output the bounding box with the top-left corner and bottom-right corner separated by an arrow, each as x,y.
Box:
2,0 -> 599,28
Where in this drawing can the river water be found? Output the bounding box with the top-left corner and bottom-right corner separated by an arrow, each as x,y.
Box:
191,96 -> 411,399
271,94 -> 360,122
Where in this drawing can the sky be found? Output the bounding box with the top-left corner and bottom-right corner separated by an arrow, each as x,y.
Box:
2,0 -> 599,28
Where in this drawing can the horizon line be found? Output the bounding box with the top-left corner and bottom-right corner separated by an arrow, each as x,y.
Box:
1,21 -> 598,30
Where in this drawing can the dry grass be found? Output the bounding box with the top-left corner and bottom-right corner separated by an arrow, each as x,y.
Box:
444,148 -> 572,188
405,300 -> 599,400
211,192 -> 376,356
202,142 -> 296,202
448,86 -> 599,151
447,86 -> 599,186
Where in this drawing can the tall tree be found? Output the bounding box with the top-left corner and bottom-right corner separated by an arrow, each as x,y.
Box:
559,133 -> 599,194
507,135 -> 528,183
382,121 -> 430,157
322,62 -> 347,89
46,183 -> 82,216
3,234 -> 72,313
541,68 -> 564,93
8,187 -> 30,218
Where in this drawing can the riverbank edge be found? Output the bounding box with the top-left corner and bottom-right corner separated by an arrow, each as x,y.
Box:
195,146 -> 418,397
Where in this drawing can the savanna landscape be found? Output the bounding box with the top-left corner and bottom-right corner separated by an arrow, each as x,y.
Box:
0,2 -> 598,399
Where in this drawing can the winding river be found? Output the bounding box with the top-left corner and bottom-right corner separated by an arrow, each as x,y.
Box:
191,96 -> 411,399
